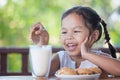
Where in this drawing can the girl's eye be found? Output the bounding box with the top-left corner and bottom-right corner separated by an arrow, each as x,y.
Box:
61,31 -> 67,34
74,31 -> 81,33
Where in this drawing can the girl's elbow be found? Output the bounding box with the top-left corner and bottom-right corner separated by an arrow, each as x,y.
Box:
113,68 -> 120,76
116,70 -> 120,76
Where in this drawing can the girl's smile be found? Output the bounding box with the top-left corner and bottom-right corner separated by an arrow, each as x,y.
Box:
66,43 -> 78,51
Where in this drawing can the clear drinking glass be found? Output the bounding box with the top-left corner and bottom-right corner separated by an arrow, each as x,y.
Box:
29,45 -> 52,77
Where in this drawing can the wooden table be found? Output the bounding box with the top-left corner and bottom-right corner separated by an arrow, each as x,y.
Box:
0,76 -> 120,80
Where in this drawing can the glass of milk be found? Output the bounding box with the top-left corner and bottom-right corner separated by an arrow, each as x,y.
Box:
29,45 -> 52,77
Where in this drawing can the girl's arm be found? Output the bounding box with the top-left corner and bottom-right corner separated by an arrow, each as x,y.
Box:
84,52 -> 120,76
81,37 -> 120,76
49,54 -> 60,76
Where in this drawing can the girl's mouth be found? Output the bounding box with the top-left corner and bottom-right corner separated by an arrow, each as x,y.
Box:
66,43 -> 78,51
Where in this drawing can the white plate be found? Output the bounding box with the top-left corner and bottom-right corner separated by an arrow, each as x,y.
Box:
55,73 -> 100,80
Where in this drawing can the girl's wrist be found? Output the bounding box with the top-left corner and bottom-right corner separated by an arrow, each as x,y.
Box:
82,51 -> 91,60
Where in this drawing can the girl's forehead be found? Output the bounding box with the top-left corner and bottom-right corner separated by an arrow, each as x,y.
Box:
61,13 -> 87,29
62,13 -> 85,24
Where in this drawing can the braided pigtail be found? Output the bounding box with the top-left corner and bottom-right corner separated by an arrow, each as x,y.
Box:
101,20 -> 116,58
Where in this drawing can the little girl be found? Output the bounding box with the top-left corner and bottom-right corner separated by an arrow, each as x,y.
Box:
30,6 -> 120,78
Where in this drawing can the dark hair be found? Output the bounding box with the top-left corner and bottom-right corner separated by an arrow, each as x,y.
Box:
61,6 -> 116,58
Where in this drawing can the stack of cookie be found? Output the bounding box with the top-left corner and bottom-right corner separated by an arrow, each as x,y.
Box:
57,67 -> 102,75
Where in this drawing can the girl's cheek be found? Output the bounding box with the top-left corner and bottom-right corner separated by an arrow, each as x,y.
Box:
76,35 -> 87,44
76,35 -> 84,41
60,37 -> 65,45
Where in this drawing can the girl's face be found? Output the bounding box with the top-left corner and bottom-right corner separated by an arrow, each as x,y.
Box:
61,13 -> 90,56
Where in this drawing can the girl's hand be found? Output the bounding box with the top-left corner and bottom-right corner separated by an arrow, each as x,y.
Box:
30,22 -> 49,45
81,36 -> 95,59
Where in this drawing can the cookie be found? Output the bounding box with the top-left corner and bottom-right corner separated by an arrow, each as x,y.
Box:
89,67 -> 102,74
58,67 -> 77,75
75,68 -> 93,75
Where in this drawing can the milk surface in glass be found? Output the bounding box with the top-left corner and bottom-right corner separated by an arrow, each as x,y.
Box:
29,45 -> 52,77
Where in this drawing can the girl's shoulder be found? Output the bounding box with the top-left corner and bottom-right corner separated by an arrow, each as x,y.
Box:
57,50 -> 68,58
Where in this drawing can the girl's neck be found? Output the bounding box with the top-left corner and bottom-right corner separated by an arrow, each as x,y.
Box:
70,55 -> 85,68
70,55 -> 84,62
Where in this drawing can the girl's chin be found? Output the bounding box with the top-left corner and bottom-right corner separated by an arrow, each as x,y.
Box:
67,51 -> 80,56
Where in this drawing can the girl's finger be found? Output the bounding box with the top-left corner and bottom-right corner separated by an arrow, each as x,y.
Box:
88,36 -> 95,47
31,22 -> 44,31
35,30 -> 41,35
30,22 -> 40,31
83,37 -> 88,44
31,22 -> 45,34
35,22 -> 46,32
87,36 -> 91,45
88,36 -> 92,45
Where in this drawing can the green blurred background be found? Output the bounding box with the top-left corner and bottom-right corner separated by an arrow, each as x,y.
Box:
0,0 -> 120,73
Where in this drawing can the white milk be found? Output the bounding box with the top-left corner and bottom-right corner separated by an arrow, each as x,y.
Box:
29,45 -> 52,77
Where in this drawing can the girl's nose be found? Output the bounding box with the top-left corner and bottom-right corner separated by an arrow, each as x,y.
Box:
66,33 -> 74,40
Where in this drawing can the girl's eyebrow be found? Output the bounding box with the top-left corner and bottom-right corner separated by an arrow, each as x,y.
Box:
61,27 -> 66,30
74,26 -> 83,29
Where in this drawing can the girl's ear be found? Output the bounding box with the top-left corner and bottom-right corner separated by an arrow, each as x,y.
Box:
91,30 -> 99,42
